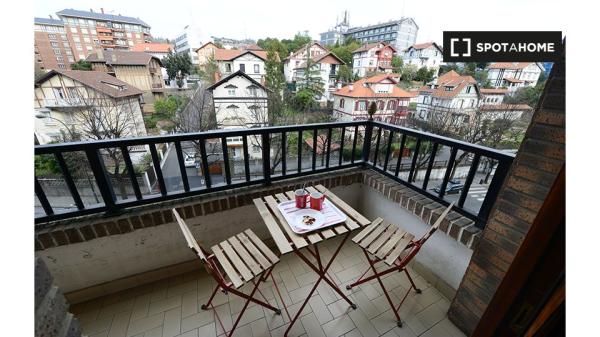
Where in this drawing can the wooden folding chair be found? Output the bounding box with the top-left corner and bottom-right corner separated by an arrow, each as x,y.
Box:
345,203 -> 455,327
172,209 -> 288,337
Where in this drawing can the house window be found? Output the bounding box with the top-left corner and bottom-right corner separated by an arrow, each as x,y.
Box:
378,100 -> 385,110
339,99 -> 345,108
254,64 -> 259,73
357,100 -> 367,111
226,63 -> 232,72
463,115 -> 470,123
228,89 -> 235,96
387,100 -> 396,110
239,64 -> 246,72
466,86 -> 472,93
247,85 -> 258,96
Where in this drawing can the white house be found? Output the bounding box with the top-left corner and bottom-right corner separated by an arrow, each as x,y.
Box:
332,74 -> 412,124
402,42 -> 443,75
486,62 -> 545,92
416,70 -> 480,123
293,54 -> 345,103
214,49 -> 268,83
34,69 -> 147,145
283,42 -> 329,82
207,70 -> 270,159
351,42 -> 396,77
480,88 -> 508,105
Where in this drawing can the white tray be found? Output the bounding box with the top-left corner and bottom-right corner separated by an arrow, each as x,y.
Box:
277,199 -> 348,234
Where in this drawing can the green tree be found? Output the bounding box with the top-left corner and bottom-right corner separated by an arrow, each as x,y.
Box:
391,56 -> 403,73
295,50 -> 325,100
415,67 -> 435,83
291,89 -> 317,112
163,52 -> 193,88
70,60 -> 92,71
154,95 -> 185,116
329,40 -> 361,65
367,101 -> 377,119
264,48 -> 286,117
198,54 -> 219,84
504,84 -> 545,107
336,64 -> 354,84
401,64 -> 418,82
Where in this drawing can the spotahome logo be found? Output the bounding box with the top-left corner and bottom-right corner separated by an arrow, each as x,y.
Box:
443,31 -> 562,62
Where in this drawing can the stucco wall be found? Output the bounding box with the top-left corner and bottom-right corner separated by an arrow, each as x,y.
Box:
357,185 -> 473,290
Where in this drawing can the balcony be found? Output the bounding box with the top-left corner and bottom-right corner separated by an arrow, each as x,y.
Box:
34,120 -> 514,337
149,67 -> 158,74
152,83 -> 163,89
38,98 -> 86,109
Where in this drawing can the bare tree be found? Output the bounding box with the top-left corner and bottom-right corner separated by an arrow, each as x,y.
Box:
64,86 -> 145,199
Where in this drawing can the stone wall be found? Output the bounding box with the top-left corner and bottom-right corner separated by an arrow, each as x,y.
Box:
447,52 -> 565,335
35,257 -> 81,337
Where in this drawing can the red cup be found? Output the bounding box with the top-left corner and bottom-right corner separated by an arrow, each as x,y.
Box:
295,189 -> 308,208
310,191 -> 325,211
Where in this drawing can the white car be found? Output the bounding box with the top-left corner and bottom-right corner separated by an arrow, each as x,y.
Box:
184,155 -> 197,167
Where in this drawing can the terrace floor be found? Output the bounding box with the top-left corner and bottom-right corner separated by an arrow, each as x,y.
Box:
71,235 -> 466,337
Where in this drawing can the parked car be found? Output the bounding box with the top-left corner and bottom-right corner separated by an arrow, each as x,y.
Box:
184,154 -> 197,167
433,180 -> 464,194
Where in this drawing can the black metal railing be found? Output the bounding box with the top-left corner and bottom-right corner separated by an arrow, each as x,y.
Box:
34,120 -> 515,228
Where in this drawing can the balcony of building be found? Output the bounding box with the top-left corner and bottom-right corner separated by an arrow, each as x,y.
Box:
34,54 -> 564,337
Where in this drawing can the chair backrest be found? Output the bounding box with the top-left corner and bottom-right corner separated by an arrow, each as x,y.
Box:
172,208 -> 207,262
419,202 -> 455,243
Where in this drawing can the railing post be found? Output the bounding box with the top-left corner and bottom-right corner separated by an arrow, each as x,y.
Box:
362,119 -> 374,166
476,159 -> 512,228
261,132 -> 271,185
85,148 -> 117,213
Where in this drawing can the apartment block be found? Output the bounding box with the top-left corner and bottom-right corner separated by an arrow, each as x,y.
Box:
34,17 -> 74,70
56,8 -> 152,60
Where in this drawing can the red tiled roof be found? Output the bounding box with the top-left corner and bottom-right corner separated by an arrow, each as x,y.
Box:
132,43 -> 173,53
418,70 -> 477,99
480,104 -> 532,111
214,49 -> 269,61
35,70 -> 143,98
305,137 -> 341,154
334,74 -> 412,98
487,62 -> 533,70
503,77 -> 524,83
353,42 -> 397,53
480,88 -> 508,94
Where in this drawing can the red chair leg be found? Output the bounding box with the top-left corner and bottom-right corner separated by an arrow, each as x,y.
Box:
201,284 -> 221,310
404,269 -> 422,294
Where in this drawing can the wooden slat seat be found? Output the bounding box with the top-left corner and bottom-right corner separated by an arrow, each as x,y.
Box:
211,230 -> 280,289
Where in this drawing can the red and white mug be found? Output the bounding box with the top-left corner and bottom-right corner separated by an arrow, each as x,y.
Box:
310,191 -> 326,211
295,189 -> 309,208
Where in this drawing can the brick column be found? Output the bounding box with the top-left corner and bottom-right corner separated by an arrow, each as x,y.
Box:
447,55 -> 565,334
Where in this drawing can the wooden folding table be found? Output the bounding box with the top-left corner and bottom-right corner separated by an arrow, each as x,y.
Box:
253,184 -> 372,336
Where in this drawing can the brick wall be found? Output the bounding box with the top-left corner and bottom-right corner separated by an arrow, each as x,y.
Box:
447,54 -> 565,335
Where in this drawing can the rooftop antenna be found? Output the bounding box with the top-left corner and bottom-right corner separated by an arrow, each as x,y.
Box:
401,0 -> 406,18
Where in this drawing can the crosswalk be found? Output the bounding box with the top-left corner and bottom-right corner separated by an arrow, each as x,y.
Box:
467,186 -> 488,201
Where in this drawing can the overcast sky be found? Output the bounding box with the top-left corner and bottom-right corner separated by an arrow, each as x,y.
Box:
34,0 -> 565,43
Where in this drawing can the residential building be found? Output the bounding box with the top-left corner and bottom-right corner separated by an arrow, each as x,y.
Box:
173,24 -> 208,65
486,62 -> 545,92
34,17 -> 74,70
332,74 -> 412,124
56,8 -> 152,60
479,103 -> 533,120
207,70 -> 269,159
319,11 -> 350,45
416,70 -> 480,123
293,53 -> 345,103
131,43 -> 173,60
34,69 -> 146,144
213,49 -> 269,82
282,42 -> 344,102
212,36 -> 257,50
480,88 -> 508,105
195,42 -> 220,66
86,50 -> 165,113
352,42 -> 397,77
342,17 -> 418,52
402,42 -> 443,74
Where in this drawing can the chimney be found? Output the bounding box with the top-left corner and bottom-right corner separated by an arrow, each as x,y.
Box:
97,49 -> 104,61
100,8 -> 104,14
349,84 -> 354,92
90,8 -> 93,12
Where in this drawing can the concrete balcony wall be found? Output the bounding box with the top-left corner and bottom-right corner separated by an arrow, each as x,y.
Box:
35,168 -> 478,305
